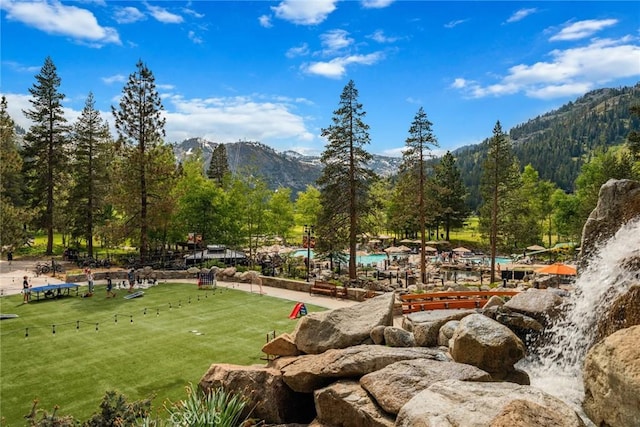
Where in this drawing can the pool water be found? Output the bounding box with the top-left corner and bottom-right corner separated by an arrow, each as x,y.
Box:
290,250 -> 512,267
290,249 -> 387,266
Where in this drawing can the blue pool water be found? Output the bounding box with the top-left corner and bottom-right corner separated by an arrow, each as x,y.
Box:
290,249 -> 387,265
289,250 -> 512,266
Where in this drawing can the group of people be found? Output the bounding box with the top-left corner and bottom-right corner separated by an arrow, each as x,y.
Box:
83,268 -> 136,298
20,268 -> 137,303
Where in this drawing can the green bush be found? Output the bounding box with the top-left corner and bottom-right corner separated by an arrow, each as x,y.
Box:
163,385 -> 249,427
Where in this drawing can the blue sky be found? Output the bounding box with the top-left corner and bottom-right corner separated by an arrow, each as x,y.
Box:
1,1 -> 639,157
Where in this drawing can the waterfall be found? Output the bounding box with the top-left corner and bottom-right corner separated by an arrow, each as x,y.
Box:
521,218 -> 640,415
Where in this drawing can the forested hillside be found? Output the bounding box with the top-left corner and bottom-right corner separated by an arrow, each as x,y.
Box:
454,84 -> 640,209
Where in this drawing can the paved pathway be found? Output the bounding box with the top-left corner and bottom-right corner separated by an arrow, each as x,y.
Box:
0,260 -> 356,310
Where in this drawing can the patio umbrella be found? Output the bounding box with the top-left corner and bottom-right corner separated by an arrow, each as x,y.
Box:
399,238 -> 414,244
536,262 -> 577,276
452,246 -> 471,253
526,245 -> 546,251
422,246 -> 437,252
368,239 -> 381,244
384,246 -> 402,253
397,245 -> 412,252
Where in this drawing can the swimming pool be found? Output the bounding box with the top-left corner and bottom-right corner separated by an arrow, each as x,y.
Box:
290,250 -> 512,266
290,250 -> 387,266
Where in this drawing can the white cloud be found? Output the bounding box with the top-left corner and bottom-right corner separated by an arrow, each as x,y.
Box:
405,96 -> 422,105
304,52 -> 384,79
320,29 -> 353,54
1,0 -> 120,46
451,78 -> 467,89
188,30 -> 203,44
146,4 -> 184,24
361,0 -> 395,9
258,14 -> 273,28
2,61 -> 41,73
368,29 -> 399,43
182,7 -> 204,19
286,43 -> 310,58
550,19 -> 619,41
506,8 -> 538,23
5,89 -> 317,152
162,94 -> 315,145
101,74 -> 127,84
452,37 -> 640,99
271,0 -> 337,25
444,19 -> 468,29
113,6 -> 145,24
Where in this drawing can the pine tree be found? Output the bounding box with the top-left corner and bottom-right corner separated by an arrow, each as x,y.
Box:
399,107 -> 439,283
207,143 -> 230,186
0,96 -> 31,250
70,92 -> 113,257
22,56 -> 70,254
432,151 -> 469,241
480,121 -> 519,283
317,80 -> 377,281
112,60 -> 166,260
628,105 -> 640,160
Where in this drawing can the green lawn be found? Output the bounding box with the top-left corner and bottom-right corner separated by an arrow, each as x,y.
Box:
0,283 -> 323,424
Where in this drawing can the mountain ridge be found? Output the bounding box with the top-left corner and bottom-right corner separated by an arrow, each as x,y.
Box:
172,83 -> 640,204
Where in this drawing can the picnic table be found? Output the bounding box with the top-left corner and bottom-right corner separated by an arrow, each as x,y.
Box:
30,283 -> 80,301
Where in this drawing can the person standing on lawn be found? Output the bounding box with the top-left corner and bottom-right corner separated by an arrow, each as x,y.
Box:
128,268 -> 135,292
86,269 -> 95,295
22,276 -> 31,303
105,273 -> 116,298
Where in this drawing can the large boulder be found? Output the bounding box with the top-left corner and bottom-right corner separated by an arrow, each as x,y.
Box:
449,313 -> 526,381
280,344 -> 447,393
503,288 -> 564,325
596,285 -> 640,341
198,363 -> 314,424
482,305 -> 544,344
396,380 -> 585,427
382,326 -> 415,347
404,310 -> 474,347
293,293 -> 394,354
583,325 -> 640,427
402,309 -> 474,332
261,333 -> 300,357
437,320 -> 459,347
314,380 -> 394,427
580,179 -> 640,268
359,359 -> 491,414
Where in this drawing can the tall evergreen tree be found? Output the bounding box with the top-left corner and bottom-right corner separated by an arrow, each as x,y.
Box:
70,92 -> 113,257
480,121 -> 519,283
207,143 -> 230,186
627,105 -> 640,160
399,107 -> 439,283
112,60 -> 166,260
22,56 -> 70,254
317,80 -> 377,281
432,151 -> 468,241
0,96 -> 31,250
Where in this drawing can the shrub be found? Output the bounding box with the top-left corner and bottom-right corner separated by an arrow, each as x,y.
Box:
163,384 -> 250,427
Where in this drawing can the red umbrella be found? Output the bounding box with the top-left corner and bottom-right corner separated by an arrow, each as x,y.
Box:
536,262 -> 577,276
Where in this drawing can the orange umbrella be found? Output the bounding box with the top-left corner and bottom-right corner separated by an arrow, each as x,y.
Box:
536,262 -> 577,276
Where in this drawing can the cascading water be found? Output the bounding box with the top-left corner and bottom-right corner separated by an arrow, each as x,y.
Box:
521,218 -> 640,419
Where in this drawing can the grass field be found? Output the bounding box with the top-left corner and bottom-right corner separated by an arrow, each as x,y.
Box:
0,283 -> 324,424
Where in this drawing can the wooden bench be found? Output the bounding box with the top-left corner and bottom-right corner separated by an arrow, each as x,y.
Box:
310,281 -> 347,298
400,290 -> 520,314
